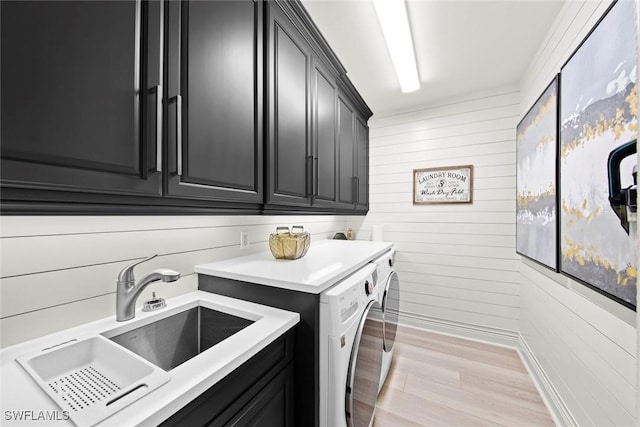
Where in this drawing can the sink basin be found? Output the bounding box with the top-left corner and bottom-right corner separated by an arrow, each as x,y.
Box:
106,306 -> 255,371
16,335 -> 170,427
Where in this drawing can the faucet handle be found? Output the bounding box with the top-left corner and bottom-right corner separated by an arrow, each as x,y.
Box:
117,254 -> 158,283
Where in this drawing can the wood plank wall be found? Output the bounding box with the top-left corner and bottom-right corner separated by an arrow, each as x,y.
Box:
520,0 -> 636,425
349,86 -> 522,339
0,215 -> 349,347
350,2 -> 637,424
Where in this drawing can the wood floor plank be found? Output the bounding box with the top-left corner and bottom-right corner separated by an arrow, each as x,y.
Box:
460,371 -> 549,413
395,328 -> 527,372
376,383 -> 507,427
395,326 -> 519,358
393,341 -> 535,390
374,325 -> 554,427
403,372 -> 553,427
388,345 -> 461,388
373,407 -> 424,427
380,368 -> 408,392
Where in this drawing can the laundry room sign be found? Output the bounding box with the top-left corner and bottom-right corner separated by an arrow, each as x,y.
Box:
413,165 -> 473,204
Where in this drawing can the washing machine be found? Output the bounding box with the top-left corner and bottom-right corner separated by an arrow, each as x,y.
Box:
320,263 -> 384,427
371,247 -> 399,394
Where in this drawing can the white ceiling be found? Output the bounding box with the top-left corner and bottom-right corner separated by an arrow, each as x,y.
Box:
301,0 -> 564,117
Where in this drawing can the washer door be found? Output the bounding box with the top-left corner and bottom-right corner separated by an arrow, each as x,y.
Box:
345,300 -> 383,427
382,271 -> 399,352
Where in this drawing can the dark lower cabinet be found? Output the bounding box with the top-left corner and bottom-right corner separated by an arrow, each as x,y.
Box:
160,330 -> 295,427
199,275 -> 320,427
225,364 -> 295,426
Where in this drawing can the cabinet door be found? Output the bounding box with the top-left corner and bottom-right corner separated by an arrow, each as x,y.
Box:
160,331 -> 295,427
165,0 -> 263,203
337,96 -> 355,206
312,59 -> 338,208
355,116 -> 369,211
1,0 -> 162,200
226,363 -> 295,426
265,2 -> 312,208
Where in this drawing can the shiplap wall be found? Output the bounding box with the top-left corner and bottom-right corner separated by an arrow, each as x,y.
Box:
519,0 -> 636,425
0,215 -> 348,347
349,86 -> 521,342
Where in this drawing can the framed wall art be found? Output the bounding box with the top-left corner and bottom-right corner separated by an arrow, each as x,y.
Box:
559,0 -> 637,309
516,76 -> 559,271
413,165 -> 473,204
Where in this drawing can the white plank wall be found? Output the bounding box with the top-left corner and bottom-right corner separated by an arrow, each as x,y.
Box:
0,215 -> 349,347
349,86 -> 522,339
521,263 -> 635,426
519,0 -> 636,425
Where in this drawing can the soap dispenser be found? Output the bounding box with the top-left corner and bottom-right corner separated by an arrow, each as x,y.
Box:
142,292 -> 166,312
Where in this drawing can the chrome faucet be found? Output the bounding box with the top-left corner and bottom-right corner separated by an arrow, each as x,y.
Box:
116,254 -> 181,321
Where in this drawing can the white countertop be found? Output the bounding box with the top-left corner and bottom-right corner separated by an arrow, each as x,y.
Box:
0,291 -> 299,426
195,239 -> 394,294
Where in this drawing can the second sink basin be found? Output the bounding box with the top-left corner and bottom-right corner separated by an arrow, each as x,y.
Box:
107,306 -> 255,371
16,335 -> 170,427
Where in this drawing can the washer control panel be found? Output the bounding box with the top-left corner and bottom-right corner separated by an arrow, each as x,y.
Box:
338,288 -> 359,322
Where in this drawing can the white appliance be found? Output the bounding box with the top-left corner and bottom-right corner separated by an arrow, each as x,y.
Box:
320,263 -> 384,427
371,248 -> 399,393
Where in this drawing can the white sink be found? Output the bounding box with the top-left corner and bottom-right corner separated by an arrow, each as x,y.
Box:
2,291 -> 299,427
16,335 -> 170,427
104,304 -> 255,371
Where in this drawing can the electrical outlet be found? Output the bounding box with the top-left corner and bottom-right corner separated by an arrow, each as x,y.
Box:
240,231 -> 249,250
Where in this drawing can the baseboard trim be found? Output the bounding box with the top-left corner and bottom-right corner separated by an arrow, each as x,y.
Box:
398,312 -> 575,427
397,312 -> 519,348
517,335 -> 578,427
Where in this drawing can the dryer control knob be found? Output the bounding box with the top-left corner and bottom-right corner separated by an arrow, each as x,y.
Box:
364,280 -> 373,296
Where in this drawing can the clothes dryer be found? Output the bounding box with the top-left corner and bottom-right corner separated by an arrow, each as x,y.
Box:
371,248 -> 399,393
319,263 -> 383,427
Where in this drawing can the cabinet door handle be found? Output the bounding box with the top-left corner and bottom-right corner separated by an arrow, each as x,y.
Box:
154,85 -> 162,172
352,176 -> 357,204
306,155 -> 314,198
313,157 -> 319,197
176,95 -> 183,176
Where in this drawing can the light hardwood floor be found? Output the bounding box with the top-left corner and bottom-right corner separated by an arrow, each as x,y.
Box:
373,326 -> 555,427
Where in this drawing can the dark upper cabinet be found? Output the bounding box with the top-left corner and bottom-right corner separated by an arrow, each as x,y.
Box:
334,88 -> 370,211
165,0 -> 263,204
1,0 -> 370,214
355,115 -> 369,211
1,0 -> 163,201
311,58 -> 338,208
337,95 -> 355,206
265,1 -> 313,208
336,75 -> 372,212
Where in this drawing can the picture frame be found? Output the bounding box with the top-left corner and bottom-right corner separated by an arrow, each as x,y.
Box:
413,165 -> 473,204
516,76 -> 559,272
559,0 -> 637,310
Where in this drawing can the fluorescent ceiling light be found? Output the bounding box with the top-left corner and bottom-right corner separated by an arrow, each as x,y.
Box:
372,0 -> 420,93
